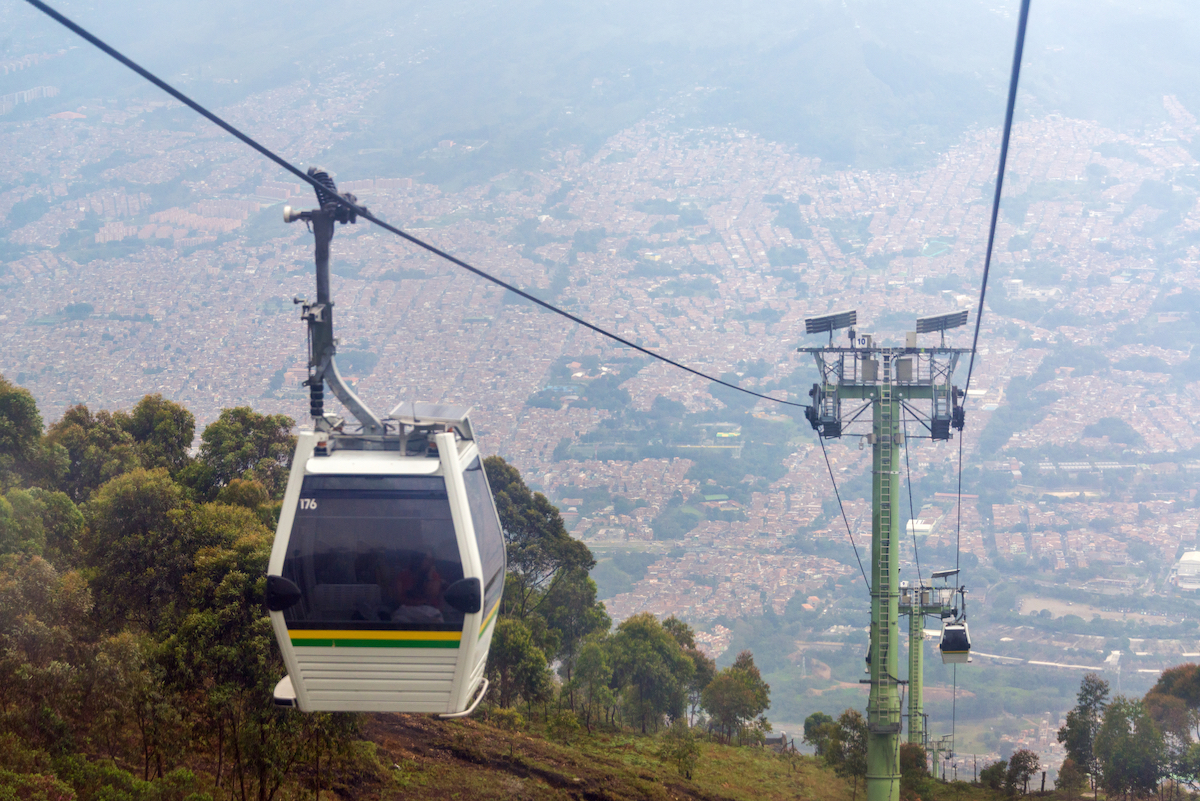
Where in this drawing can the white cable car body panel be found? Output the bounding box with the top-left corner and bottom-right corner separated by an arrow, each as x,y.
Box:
268,420 -> 505,715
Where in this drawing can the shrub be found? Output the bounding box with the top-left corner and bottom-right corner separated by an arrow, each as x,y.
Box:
547,711 -> 580,744
658,720 -> 701,779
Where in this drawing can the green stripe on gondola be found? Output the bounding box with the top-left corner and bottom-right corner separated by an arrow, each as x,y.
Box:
478,599 -> 501,638
289,629 -> 462,648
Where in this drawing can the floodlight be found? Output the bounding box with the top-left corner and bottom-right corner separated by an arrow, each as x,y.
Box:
916,310 -> 969,334
805,309 -> 857,335
931,569 -> 960,579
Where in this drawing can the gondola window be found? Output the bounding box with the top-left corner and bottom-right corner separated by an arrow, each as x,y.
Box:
463,458 -> 506,621
281,474 -> 466,628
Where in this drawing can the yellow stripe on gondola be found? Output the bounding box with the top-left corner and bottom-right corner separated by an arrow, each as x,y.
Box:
478,599 -> 501,638
288,629 -> 462,648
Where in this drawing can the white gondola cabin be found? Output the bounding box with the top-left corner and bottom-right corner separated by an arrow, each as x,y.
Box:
939,620 -> 971,664
266,403 -> 505,716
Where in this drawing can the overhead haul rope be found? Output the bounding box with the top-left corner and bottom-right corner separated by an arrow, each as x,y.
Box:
949,0 -> 1034,763
962,0 -> 1032,401
23,0 -> 808,412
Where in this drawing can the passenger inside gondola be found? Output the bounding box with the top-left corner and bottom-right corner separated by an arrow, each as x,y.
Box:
390,552 -> 448,624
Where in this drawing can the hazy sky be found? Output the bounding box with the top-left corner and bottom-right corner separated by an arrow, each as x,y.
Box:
5,0 -> 1200,180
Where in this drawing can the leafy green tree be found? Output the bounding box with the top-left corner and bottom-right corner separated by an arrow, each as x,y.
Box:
0,555 -> 94,751
28,489 -> 83,567
486,617 -> 553,710
542,567 -> 610,694
215,478 -> 276,529
981,760 -> 1007,790
611,612 -> 694,733
1058,672 -> 1110,794
1094,696 -> 1165,799
570,634 -> 614,733
0,375 -> 44,487
700,650 -> 770,743
1144,663 -> 1200,786
0,489 -> 47,557
82,468 -> 187,631
826,709 -> 868,801
46,406 -> 142,502
662,617 -> 715,725
0,488 -> 83,564
185,407 -> 294,501
899,742 -> 930,797
164,503 -> 351,801
1149,663 -> 1200,710
485,456 -> 593,619
1057,757 -> 1087,799
803,711 -> 835,758
117,395 -> 195,475
1005,748 -> 1040,795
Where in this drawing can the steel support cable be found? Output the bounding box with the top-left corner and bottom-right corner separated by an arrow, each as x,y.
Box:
817,434 -> 870,591
951,663 -> 958,766
954,433 -> 965,573
24,0 -> 809,412
962,0 -> 1033,400
901,408 -> 924,586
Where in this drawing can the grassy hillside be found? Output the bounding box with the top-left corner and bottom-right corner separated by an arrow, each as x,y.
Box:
355,713 -> 993,801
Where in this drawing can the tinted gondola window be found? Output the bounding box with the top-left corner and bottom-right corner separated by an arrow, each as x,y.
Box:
463,458 -> 505,618
282,474 -> 465,628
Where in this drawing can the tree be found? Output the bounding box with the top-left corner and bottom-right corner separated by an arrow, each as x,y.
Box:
1005,748 -> 1040,795
0,489 -> 46,557
981,760 -> 1008,791
899,742 -> 930,798
1057,758 -> 1087,799
1058,672 -> 1110,794
485,456 -> 593,619
28,489 -> 83,567
661,617 -> 715,724
571,634 -> 614,733
1150,664 -> 1200,711
82,468 -> 188,631
486,617 -> 553,710
658,719 -> 701,779
1094,696 -> 1165,799
0,555 -> 94,751
803,711 -> 835,758
46,405 -> 142,501
163,504 -> 320,801
189,408 -> 294,500
0,488 -> 82,563
610,612 -> 694,733
117,395 -> 195,475
700,651 -> 770,744
542,566 -> 610,693
0,375 -> 43,486
825,709 -> 868,801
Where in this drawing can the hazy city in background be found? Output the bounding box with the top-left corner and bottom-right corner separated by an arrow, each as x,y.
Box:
4,0 -> 1200,776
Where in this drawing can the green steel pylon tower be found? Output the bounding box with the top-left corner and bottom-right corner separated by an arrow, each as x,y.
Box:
899,580 -> 955,751
802,310 -> 969,801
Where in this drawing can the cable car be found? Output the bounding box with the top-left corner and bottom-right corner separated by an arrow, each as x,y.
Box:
939,621 -> 971,663
263,173 -> 503,716
939,618 -> 971,664
266,402 -> 505,715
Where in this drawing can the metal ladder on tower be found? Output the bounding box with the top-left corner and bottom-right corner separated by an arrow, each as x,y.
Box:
876,357 -> 896,731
